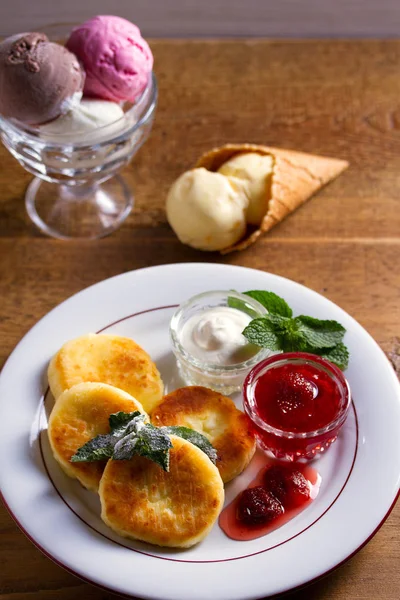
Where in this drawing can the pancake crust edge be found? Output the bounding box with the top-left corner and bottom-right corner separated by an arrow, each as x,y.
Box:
48,381 -> 147,492
151,386 -> 256,483
48,333 -> 164,412
99,434 -> 224,548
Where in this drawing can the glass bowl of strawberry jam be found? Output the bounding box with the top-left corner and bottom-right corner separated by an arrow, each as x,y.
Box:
243,352 -> 351,461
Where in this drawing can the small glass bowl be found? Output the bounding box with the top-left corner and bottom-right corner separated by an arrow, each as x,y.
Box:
170,290 -> 271,395
243,352 -> 351,461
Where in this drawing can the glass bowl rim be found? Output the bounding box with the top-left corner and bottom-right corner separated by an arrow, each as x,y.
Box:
243,351 -> 352,439
0,70 -> 158,151
169,289 -> 271,374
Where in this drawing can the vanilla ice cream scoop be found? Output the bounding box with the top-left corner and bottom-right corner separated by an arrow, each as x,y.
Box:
166,168 -> 248,251
218,152 -> 274,225
40,99 -> 124,139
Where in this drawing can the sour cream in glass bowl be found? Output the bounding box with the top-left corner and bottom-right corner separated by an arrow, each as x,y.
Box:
170,290 -> 271,394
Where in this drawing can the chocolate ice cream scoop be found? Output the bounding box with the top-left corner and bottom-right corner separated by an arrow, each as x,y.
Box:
0,32 -> 84,125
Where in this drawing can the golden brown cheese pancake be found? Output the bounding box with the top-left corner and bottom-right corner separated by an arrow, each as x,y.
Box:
99,435 -> 224,548
48,333 -> 163,412
48,382 -> 147,492
151,386 -> 256,483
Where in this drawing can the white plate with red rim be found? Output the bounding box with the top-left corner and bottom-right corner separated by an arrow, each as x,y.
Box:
0,263 -> 399,600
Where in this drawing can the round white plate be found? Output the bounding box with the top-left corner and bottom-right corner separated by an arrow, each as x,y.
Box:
0,263 -> 399,600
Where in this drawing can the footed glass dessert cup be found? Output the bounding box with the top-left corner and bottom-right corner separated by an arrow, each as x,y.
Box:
0,25 -> 157,240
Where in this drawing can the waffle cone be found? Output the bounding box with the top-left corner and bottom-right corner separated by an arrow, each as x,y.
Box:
196,144 -> 348,253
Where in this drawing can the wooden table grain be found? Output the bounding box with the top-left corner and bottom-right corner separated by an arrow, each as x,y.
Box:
0,39 -> 399,600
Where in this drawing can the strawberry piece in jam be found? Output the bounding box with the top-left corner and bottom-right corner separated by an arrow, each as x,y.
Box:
275,371 -> 315,418
219,456 -> 320,541
236,486 -> 284,525
253,362 -> 343,433
264,465 -> 311,509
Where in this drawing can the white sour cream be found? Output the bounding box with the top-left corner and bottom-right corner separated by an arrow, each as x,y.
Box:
179,306 -> 258,366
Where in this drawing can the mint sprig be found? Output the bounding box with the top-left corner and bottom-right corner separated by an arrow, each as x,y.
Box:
316,342 -> 350,371
227,296 -> 260,318
228,290 -> 292,318
295,316 -> 346,349
244,290 -> 293,318
241,318 -> 282,350
160,426 -> 217,465
71,411 -> 217,471
241,291 -> 349,370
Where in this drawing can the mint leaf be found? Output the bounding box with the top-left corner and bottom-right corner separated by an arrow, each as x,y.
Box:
70,412 -> 217,472
242,313 -> 349,363
242,318 -> 282,350
161,426 -> 217,464
295,316 -> 346,350
71,412 -> 147,463
129,423 -> 172,471
316,343 -> 350,370
73,413 -> 173,471
109,411 -> 143,437
278,318 -> 308,352
227,295 -> 259,318
251,314 -> 304,351
70,434 -> 114,462
112,431 -> 140,461
263,313 -> 289,329
237,288 -> 349,369
244,291 -> 293,318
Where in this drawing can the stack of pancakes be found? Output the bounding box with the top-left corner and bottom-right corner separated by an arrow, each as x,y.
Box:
48,333 -> 256,548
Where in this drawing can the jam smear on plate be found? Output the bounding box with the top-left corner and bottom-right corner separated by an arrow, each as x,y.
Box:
219,457 -> 320,541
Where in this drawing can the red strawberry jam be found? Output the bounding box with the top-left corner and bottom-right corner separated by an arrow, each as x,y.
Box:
243,353 -> 351,460
219,456 -> 320,541
255,363 -> 341,432
236,486 -> 284,525
264,465 -> 310,509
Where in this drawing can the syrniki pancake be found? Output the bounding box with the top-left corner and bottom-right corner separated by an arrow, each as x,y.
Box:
48,333 -> 164,412
48,382 -> 147,492
99,434 -> 224,548
151,386 -> 256,483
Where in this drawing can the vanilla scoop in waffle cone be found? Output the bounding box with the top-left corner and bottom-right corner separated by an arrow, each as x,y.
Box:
196,144 -> 349,253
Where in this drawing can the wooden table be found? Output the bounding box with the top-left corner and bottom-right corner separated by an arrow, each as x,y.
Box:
1,40 -> 399,600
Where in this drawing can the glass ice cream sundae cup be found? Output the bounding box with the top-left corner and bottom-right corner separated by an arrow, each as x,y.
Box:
0,22 -> 157,240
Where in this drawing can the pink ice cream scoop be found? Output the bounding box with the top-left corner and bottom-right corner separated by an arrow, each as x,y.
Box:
66,15 -> 153,103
